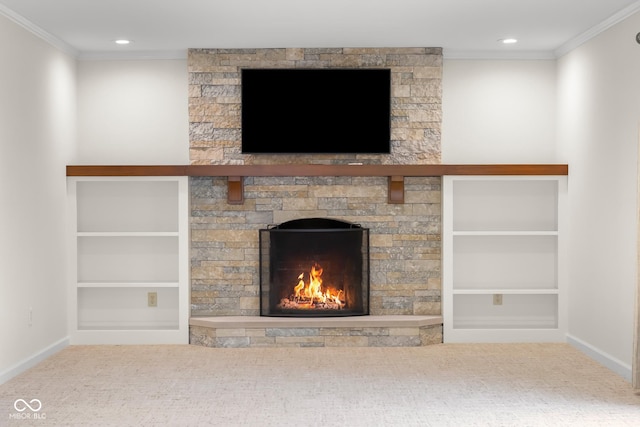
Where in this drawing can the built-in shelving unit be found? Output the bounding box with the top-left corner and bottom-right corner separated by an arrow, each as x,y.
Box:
67,177 -> 189,344
442,176 -> 568,342
66,164 -> 568,345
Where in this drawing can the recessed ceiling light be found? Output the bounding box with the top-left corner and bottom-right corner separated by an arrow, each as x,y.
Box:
115,39 -> 131,45
499,38 -> 518,44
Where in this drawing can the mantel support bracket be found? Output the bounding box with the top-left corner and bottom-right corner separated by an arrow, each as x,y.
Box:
227,176 -> 244,204
388,175 -> 405,204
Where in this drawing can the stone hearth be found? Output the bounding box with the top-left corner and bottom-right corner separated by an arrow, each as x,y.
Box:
190,315 -> 442,348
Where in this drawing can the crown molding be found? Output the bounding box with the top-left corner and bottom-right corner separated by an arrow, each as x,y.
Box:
0,3 -> 78,57
443,49 -> 556,60
77,50 -> 188,61
555,1 -> 640,57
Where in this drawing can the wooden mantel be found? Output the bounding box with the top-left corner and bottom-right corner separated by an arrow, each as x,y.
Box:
66,164 -> 568,204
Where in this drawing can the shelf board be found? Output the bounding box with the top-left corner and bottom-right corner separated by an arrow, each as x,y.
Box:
451,322 -> 558,330
76,231 -> 179,237
452,230 -> 558,236
77,282 -> 180,288
78,324 -> 180,331
67,165 -> 188,176
452,289 -> 559,295
67,164 -> 568,177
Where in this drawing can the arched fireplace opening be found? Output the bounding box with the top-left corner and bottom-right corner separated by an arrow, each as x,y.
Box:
259,218 -> 370,317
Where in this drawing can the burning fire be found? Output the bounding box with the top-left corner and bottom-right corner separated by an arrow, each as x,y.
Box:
278,262 -> 345,310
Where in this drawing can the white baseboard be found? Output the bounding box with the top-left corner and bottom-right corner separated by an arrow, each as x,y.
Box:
0,337 -> 69,385
566,333 -> 632,382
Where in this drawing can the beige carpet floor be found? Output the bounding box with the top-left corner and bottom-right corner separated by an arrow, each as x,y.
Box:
1,343 -> 639,426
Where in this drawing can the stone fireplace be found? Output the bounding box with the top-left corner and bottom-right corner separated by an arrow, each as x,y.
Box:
187,47 -> 444,347
188,174 -> 443,346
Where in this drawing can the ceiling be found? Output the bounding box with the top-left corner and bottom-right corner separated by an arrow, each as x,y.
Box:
1,0 -> 639,60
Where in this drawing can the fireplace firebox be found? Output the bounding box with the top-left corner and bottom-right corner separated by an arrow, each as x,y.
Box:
259,218 -> 370,317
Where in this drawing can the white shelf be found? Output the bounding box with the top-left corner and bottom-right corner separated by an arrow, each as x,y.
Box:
452,231 -> 558,236
77,235 -> 179,283
77,287 -> 180,331
67,176 -> 189,345
443,175 -> 567,343
452,289 -> 559,295
450,177 -> 558,232
452,293 -> 558,329
77,282 -> 180,288
77,231 -> 179,237
76,179 -> 179,232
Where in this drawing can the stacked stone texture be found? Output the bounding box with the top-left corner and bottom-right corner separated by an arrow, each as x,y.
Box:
189,324 -> 443,348
188,48 -> 442,165
190,176 -> 441,317
188,48 -> 443,346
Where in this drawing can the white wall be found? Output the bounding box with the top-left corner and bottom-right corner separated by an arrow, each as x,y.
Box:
0,14 -> 76,381
557,12 -> 640,375
76,60 -> 189,164
442,59 -> 559,164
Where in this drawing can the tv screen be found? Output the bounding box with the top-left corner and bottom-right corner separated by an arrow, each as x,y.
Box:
241,68 -> 391,154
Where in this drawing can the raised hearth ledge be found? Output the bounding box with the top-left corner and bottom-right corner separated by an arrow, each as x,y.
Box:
190,314 -> 442,329
189,315 -> 444,348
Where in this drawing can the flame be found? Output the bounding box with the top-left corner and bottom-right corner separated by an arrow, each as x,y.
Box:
290,262 -> 344,309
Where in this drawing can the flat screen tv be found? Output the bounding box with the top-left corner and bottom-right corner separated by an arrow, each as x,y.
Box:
241,68 -> 391,154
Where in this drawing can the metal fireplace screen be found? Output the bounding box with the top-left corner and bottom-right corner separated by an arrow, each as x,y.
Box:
259,218 -> 370,317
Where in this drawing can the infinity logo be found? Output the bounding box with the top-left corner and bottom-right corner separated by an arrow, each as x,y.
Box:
14,399 -> 42,412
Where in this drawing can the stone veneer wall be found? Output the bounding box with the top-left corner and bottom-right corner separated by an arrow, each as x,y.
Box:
190,176 -> 441,316
188,48 -> 442,165
188,48 -> 442,319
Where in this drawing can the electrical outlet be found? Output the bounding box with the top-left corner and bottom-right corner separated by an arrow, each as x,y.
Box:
493,294 -> 503,305
148,292 -> 158,307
